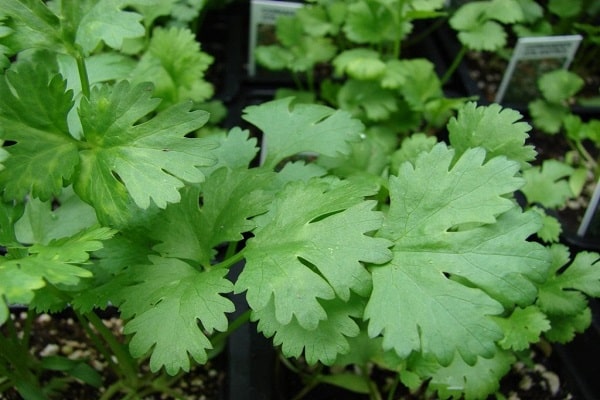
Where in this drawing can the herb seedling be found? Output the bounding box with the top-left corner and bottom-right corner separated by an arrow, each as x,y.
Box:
1,2 -> 600,400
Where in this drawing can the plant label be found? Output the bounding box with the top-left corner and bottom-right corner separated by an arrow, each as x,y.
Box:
248,0 -> 304,77
578,178 -> 600,241
495,35 -> 582,104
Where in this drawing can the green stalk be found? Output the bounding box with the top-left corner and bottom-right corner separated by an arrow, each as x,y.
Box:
306,68 -> 316,94
19,308 -> 35,350
224,241 -> 239,261
208,309 -> 251,357
441,45 -> 467,86
569,138 -> 598,176
359,365 -> 382,400
99,380 -> 127,400
212,249 -> 245,270
386,378 -> 399,400
0,333 -> 44,399
75,51 -> 91,99
81,311 -> 140,386
73,311 -> 123,380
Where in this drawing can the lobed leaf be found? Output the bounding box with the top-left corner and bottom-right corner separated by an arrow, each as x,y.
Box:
538,69 -> 584,104
537,244 -> 600,317
520,159 -> 574,208
493,306 -> 551,351
0,60 -> 78,201
338,79 -> 399,122
366,143 -> 551,365
130,26 -> 215,108
118,257 -> 234,375
242,97 -> 364,169
253,296 -> 363,365
448,102 -> 535,168
407,350 -> 515,400
150,167 -> 275,266
75,80 -> 215,225
0,227 -> 114,323
0,0 -> 62,53
236,178 -> 392,330
71,0 -> 145,54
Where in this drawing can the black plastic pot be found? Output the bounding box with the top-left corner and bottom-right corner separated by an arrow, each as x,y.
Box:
553,298 -> 600,400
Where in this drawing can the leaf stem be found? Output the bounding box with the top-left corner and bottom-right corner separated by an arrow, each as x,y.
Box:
212,249 -> 245,270
359,364 -> 382,400
79,310 -> 140,386
207,309 -> 251,359
75,52 -> 91,99
441,44 -> 467,86
73,310 -> 123,379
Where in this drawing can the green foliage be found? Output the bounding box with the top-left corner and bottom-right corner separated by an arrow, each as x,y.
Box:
528,69 -> 599,188
449,0 -> 525,52
254,0 -> 460,146
1,1 -> 600,399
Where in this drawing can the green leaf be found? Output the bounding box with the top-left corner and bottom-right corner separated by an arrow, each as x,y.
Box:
253,295 -> 363,365
41,356 -> 103,388
395,59 -> 443,110
130,26 -> 214,108
236,178 -> 392,330
366,144 -> 550,365
0,60 -> 78,201
448,102 -> 536,168
296,4 -> 338,37
380,59 -> 407,89
0,0 -> 63,53
494,306 -> 551,350
14,187 -> 98,245
528,99 -> 569,134
242,97 -> 364,169
56,52 -> 137,95
343,0 -> 407,45
390,133 -> 437,173
531,206 -> 562,243
70,0 -> 145,54
412,350 -> 516,400
0,198 -> 25,247
485,0 -> 524,23
548,0 -> 582,18
538,69 -> 584,104
74,80 -> 215,225
338,79 -> 399,122
201,127 -> 259,176
544,307 -> 591,343
271,15 -> 337,72
150,167 -> 274,266
317,372 -> 371,394
458,20 -> 507,51
537,244 -> 600,317
450,0 -> 523,51
332,48 -> 386,80
0,227 -> 114,320
118,257 -> 234,374
520,159 -> 574,208
71,233 -> 154,313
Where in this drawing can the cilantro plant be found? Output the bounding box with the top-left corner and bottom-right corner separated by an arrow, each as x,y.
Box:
517,69 -> 600,243
254,0 -> 468,184
442,0 -> 529,84
1,2 -> 600,400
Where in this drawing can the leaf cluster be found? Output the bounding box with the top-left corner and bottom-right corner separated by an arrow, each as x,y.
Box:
1,1 -> 600,400
523,70 -> 600,225
255,0 -> 469,186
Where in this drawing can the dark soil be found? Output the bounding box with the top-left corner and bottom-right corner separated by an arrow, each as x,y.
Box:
0,309 -> 226,400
